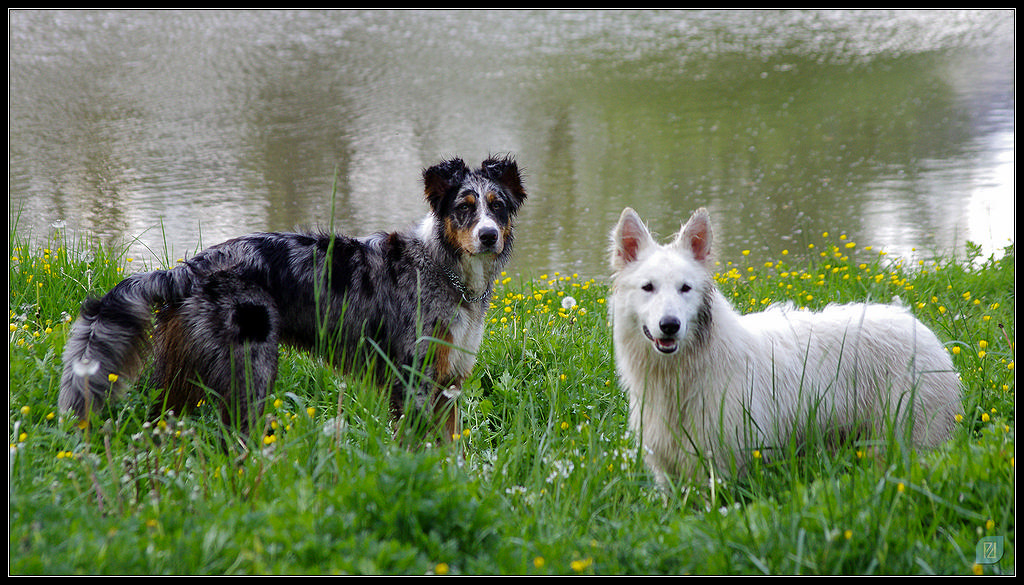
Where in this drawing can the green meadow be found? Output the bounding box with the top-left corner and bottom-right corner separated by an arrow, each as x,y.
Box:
8,223 -> 1015,575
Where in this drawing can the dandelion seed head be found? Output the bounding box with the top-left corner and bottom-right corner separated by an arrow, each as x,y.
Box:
72,357 -> 101,377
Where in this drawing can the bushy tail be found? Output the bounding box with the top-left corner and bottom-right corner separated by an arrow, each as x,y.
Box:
59,268 -> 192,421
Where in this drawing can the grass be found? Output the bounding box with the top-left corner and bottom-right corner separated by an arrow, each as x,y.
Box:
8,223 -> 1015,575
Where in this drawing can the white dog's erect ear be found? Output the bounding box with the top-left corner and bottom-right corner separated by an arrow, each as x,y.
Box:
675,207 -> 713,264
610,207 -> 653,270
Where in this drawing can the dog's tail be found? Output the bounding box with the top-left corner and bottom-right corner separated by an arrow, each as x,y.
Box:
59,267 -> 193,421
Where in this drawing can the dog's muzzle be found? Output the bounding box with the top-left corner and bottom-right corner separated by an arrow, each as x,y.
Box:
474,225 -> 502,255
478,226 -> 499,252
643,316 -> 681,354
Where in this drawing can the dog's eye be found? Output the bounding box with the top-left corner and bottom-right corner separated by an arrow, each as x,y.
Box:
456,201 -> 474,213
641,282 -> 654,292
489,198 -> 506,211
680,284 -> 691,293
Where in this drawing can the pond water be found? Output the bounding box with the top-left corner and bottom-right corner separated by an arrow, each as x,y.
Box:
9,10 -> 1015,279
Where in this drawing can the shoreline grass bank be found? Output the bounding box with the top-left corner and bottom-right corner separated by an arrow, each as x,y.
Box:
8,225 -> 1015,575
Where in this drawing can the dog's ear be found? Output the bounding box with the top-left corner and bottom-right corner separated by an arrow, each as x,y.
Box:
675,207 -> 713,264
610,207 -> 653,270
481,155 -> 527,208
423,158 -> 470,212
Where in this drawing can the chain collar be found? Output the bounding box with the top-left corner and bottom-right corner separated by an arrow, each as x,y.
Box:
441,264 -> 491,304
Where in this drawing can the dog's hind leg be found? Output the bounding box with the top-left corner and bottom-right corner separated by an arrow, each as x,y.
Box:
153,272 -> 281,437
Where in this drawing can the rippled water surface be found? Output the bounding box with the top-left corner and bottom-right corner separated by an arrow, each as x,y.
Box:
9,10 -> 1015,278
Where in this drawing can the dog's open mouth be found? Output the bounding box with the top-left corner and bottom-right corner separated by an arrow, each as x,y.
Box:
643,326 -> 678,354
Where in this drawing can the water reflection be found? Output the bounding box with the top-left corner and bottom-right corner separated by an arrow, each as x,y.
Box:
9,10 -> 1014,279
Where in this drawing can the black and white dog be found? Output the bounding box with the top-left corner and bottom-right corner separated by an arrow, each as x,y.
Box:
59,156 -> 527,441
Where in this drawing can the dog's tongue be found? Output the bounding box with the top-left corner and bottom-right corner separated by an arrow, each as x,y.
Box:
654,338 -> 677,354
643,325 -> 678,354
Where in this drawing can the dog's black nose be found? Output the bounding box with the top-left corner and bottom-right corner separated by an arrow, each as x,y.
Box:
659,316 -> 680,336
479,227 -> 499,248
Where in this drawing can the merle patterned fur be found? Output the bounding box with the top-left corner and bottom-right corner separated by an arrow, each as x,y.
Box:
59,156 -> 527,440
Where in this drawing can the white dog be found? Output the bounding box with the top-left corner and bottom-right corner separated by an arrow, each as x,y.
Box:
609,207 -> 962,484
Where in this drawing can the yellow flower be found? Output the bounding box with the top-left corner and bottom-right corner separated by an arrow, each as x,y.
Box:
533,556 -> 545,569
435,563 -> 449,575
107,373 -> 119,383
571,558 -> 593,572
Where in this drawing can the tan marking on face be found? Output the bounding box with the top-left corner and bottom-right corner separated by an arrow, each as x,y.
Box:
444,216 -> 478,254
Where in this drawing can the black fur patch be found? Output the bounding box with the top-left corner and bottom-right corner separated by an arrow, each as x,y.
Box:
234,302 -> 272,343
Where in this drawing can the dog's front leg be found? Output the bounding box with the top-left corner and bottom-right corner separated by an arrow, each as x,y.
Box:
432,384 -> 461,442
392,380 -> 461,445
